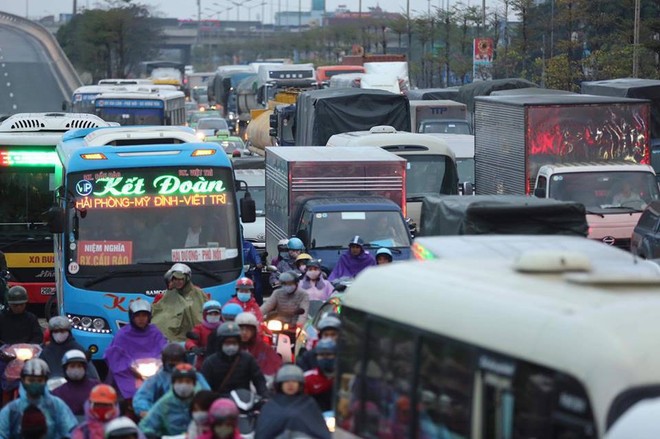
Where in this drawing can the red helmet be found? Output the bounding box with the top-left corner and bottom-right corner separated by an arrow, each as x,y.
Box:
236,277 -> 254,290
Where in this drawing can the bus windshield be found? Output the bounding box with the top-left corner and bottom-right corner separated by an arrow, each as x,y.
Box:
65,166 -> 240,290
95,106 -> 163,125
405,154 -> 456,198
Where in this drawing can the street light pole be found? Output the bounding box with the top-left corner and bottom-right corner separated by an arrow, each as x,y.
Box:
633,0 -> 641,77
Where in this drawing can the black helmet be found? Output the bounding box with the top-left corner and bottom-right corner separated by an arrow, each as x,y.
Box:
171,363 -> 197,383
161,343 -> 186,364
278,271 -> 298,284
216,321 -> 241,344
7,286 -> 28,305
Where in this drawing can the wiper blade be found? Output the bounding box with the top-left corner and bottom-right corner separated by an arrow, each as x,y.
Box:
84,269 -> 148,288
311,245 -> 344,250
184,262 -> 223,282
585,210 -> 605,218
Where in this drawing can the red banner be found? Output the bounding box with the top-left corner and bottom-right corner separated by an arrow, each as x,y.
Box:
78,241 -> 133,266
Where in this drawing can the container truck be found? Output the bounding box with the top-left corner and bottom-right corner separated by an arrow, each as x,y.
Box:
265,147 -> 411,270
409,100 -> 468,133
474,93 -> 658,249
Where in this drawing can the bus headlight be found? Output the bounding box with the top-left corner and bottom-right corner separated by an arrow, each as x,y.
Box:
67,313 -> 112,334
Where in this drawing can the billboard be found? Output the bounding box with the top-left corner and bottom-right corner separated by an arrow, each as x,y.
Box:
473,38 -> 494,82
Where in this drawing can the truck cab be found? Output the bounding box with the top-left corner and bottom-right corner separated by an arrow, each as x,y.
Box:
295,198 -> 412,269
534,162 -> 660,249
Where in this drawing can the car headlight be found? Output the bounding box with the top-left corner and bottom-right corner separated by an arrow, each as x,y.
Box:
67,313 -> 112,334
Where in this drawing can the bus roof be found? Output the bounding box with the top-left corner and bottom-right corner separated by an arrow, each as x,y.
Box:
326,127 -> 455,158
345,255 -> 660,435
0,113 -> 112,145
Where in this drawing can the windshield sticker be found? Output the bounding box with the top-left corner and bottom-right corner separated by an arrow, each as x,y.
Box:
78,241 -> 133,266
340,212 -> 366,220
76,180 -> 93,196
171,247 -> 236,262
68,262 -> 80,274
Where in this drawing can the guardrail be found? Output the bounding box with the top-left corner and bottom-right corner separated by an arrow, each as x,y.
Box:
0,12 -> 82,99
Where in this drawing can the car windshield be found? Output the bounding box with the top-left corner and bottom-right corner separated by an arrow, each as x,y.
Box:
420,120 -> 471,134
197,118 -> 228,130
310,210 -> 410,248
548,170 -> 660,210
405,154 -> 454,198
189,111 -> 221,124
217,139 -> 245,152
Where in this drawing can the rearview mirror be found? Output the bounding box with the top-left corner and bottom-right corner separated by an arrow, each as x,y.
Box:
46,207 -> 65,234
533,187 -> 546,198
461,182 -> 474,196
240,192 -> 256,223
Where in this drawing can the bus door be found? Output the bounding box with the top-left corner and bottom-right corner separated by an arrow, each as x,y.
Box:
473,353 -> 516,439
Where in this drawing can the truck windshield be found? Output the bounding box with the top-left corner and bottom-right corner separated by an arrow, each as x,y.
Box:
65,166 -> 240,289
548,171 -> 660,210
310,210 -> 411,249
406,155 -> 455,198
419,120 -> 471,134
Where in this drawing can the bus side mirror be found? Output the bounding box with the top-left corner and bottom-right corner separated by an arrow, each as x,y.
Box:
461,182 -> 474,196
46,207 -> 65,233
240,192 -> 256,223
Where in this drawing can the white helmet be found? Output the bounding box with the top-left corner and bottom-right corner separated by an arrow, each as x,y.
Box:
61,349 -> 88,367
235,312 -> 259,328
105,417 -> 139,439
170,263 -> 192,275
22,359 -> 50,377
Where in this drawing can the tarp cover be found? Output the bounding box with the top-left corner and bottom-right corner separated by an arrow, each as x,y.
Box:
295,88 -> 410,146
407,87 -> 460,101
419,195 -> 588,237
456,78 -> 538,112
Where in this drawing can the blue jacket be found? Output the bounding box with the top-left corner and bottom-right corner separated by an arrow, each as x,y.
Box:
0,383 -> 78,439
133,370 -> 210,415
138,389 -> 193,437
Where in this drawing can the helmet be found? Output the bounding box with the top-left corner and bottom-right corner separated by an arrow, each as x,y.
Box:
203,300 -> 222,313
317,315 -> 341,333
21,359 -> 50,377
128,299 -> 152,326
207,398 -> 239,424
161,343 -> 186,364
216,321 -> 241,342
235,312 -> 259,328
221,303 -> 243,321
104,417 -> 139,439
278,271 -> 298,284
61,349 -> 87,367
295,253 -> 312,264
164,269 -> 174,286
7,286 -> 28,305
277,239 -> 289,252
275,364 -> 304,385
172,363 -> 197,383
349,235 -> 364,247
287,237 -> 304,251
48,316 -> 71,332
376,247 -> 393,261
306,259 -> 321,269
90,384 -> 118,404
170,263 -> 192,282
315,338 -> 337,355
236,277 -> 254,290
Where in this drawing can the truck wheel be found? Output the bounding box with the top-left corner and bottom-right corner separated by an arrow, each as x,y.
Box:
44,296 -> 58,320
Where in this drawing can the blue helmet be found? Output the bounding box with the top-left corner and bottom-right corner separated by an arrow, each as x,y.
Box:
203,300 -> 222,313
287,237 -> 304,250
376,248 -> 393,260
221,303 -> 243,321
315,338 -> 337,355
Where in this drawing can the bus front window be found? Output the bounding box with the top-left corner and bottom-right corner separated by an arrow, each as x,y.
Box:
96,108 -> 163,126
406,155 -> 457,198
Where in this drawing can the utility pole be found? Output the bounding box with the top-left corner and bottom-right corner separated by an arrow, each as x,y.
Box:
197,0 -> 201,22
407,0 -> 411,63
481,0 -> 485,35
73,0 -> 77,15
633,0 -> 641,77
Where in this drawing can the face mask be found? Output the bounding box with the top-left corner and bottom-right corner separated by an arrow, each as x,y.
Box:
65,366 -> 85,381
91,405 -> 116,421
192,411 -> 208,425
306,270 -> 321,280
52,332 -> 69,344
281,285 -> 296,294
222,344 -> 239,357
318,358 -> 336,375
214,425 -> 235,439
237,292 -> 252,303
206,314 -> 221,324
173,382 -> 195,399
24,382 -> 45,397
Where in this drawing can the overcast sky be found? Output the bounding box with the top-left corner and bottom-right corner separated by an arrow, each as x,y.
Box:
2,0 -> 507,24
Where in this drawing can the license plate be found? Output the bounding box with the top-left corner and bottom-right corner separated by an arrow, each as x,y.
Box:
40,287 -> 56,296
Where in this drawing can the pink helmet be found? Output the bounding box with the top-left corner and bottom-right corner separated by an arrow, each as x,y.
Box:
208,398 -> 239,424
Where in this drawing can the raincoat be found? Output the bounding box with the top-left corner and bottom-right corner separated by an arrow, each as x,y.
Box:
138,389 -> 193,437
328,248 -> 376,281
201,351 -> 268,397
299,276 -> 334,302
185,319 -> 221,369
260,286 -> 309,327
39,335 -> 99,380
152,282 -> 207,342
0,383 -> 78,439
70,400 -> 121,439
242,336 -> 282,376
227,296 -> 264,322
51,377 -> 100,417
133,369 -> 210,415
270,258 -> 297,285
104,323 -> 167,399
255,393 -> 330,439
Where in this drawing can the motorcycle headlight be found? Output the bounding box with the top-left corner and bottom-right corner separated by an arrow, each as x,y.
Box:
267,320 -> 283,332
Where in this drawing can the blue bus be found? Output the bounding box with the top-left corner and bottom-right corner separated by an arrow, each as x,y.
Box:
49,126 -> 254,358
94,88 -> 187,126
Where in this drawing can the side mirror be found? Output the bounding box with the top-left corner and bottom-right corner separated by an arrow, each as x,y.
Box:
296,229 -> 309,247
533,187 -> 546,198
269,128 -> 277,138
46,207 -> 65,233
461,182 -> 474,196
240,192 -> 257,223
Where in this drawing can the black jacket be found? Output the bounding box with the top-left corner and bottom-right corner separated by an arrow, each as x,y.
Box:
255,393 -> 330,439
201,351 -> 267,396
39,335 -> 99,379
295,348 -> 318,372
0,310 -> 43,345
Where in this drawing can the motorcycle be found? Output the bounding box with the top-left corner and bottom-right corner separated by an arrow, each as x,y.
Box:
130,357 -> 161,389
264,308 -> 305,363
1,343 -> 42,403
229,388 -> 263,439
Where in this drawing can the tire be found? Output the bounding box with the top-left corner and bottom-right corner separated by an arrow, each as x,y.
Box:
44,296 -> 58,320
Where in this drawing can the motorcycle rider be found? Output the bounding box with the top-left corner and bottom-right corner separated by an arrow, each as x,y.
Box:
220,303 -> 243,322
104,300 -> 167,402
235,312 -> 282,378
255,364 -> 330,439
0,358 -> 77,438
71,384 -> 120,439
152,263 -> 207,342
201,322 -> 268,398
294,253 -> 312,277
227,278 -> 263,322
51,349 -> 101,419
303,338 -> 336,411
299,259 -> 333,302
187,390 -> 220,439
242,230 -> 264,305
105,416 -> 145,439
297,314 -> 341,372
270,238 -> 304,285
376,247 -> 393,265
328,236 -> 376,281
201,398 -> 242,439
186,300 -> 224,369
40,316 -> 99,380
139,363 -> 198,438
260,271 -> 309,328
133,343 -> 210,418
270,239 -> 289,267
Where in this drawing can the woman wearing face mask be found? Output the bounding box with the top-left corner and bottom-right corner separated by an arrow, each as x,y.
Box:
71,384 -> 121,439
227,278 -> 263,323
186,390 -> 220,439
139,363 -> 199,438
186,300 -> 224,369
199,398 -> 241,439
40,316 -> 100,380
260,271 -> 310,329
299,259 -> 333,302
51,349 -> 100,420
